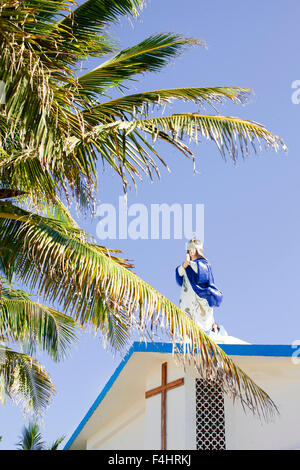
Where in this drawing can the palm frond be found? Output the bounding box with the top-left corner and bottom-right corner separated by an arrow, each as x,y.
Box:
0,280 -> 80,361
0,201 -> 135,350
77,34 -> 204,94
0,148 -> 96,210
48,435 -> 65,450
16,421 -> 64,449
68,113 -> 286,192
37,195 -> 81,229
0,344 -> 54,413
22,0 -> 70,25
85,86 -> 252,120
59,0 -> 145,47
119,112 -> 287,163
16,422 -> 45,450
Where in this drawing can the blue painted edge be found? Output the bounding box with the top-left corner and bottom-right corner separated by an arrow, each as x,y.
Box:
63,342 -> 295,449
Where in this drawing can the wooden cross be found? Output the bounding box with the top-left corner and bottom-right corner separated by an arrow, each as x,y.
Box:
145,362 -> 184,450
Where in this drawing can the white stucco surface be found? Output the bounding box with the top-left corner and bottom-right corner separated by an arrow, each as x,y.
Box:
87,403 -> 145,450
223,356 -> 300,450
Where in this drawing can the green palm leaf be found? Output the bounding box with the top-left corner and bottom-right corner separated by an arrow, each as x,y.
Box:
0,344 -> 55,413
38,195 -> 81,229
16,421 -> 65,450
85,86 -> 251,120
77,34 -> 204,93
0,152 -> 96,210
16,422 -> 45,450
20,0 -> 68,24
117,112 -> 287,162
68,113 -> 285,192
59,0 -> 145,45
0,201 -> 135,350
48,435 -> 65,450
0,281 -> 80,361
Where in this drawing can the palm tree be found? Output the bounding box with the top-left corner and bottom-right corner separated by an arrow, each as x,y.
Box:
16,422 -> 64,450
0,0 -> 286,419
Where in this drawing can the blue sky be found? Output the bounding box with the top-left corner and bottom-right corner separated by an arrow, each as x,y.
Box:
1,0 -> 300,449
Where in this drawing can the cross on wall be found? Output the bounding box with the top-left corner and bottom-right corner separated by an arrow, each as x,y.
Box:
145,362 -> 184,450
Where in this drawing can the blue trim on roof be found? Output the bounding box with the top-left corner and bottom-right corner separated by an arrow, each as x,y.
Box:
63,341 -> 295,449
220,344 -> 295,357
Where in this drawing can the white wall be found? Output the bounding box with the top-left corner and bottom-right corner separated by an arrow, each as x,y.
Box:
225,375 -> 300,449
86,402 -> 145,450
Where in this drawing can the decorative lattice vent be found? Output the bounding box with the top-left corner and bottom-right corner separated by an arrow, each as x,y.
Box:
195,378 -> 226,450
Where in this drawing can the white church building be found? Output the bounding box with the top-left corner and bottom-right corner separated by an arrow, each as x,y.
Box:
64,340 -> 300,450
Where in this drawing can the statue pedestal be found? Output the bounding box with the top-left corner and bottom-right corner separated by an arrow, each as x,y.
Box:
210,335 -> 249,344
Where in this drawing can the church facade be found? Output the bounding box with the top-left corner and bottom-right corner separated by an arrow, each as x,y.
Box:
64,341 -> 300,450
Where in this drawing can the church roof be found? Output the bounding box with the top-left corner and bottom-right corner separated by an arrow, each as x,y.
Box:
64,342 -> 295,450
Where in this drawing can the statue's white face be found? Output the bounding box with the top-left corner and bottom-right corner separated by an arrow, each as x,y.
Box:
188,248 -> 197,259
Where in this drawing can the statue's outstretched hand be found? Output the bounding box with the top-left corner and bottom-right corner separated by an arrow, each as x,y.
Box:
182,253 -> 190,269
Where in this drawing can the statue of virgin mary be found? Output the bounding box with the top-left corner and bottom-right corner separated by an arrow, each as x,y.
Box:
175,237 -> 223,334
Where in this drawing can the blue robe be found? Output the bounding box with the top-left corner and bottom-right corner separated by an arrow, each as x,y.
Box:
175,257 -> 223,308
